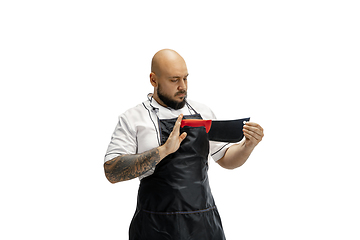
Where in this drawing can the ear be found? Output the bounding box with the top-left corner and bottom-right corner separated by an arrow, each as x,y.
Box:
150,72 -> 158,87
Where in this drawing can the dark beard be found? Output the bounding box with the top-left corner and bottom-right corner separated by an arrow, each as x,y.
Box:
157,84 -> 187,110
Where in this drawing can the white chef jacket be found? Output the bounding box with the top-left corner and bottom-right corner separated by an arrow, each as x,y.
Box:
104,94 -> 233,180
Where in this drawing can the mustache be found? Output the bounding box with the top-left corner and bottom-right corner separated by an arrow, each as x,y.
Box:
175,90 -> 187,96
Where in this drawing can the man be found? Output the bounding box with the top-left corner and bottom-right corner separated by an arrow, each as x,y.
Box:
104,49 -> 264,239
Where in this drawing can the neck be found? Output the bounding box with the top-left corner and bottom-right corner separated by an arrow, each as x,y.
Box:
152,92 -> 168,108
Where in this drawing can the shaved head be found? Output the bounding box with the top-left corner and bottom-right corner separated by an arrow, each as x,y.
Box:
151,49 -> 187,77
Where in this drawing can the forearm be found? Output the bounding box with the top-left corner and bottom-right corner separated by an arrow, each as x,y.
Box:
217,141 -> 255,169
104,114 -> 187,183
104,145 -> 169,183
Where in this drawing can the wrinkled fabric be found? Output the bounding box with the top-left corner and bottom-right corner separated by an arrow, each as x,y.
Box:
129,114 -> 226,240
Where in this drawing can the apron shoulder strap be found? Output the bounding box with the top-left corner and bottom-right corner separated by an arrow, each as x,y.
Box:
185,100 -> 199,115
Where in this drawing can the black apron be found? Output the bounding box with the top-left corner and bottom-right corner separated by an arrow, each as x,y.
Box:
129,113 -> 226,240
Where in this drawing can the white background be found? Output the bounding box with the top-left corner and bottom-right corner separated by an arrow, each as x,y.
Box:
1,1 -> 359,239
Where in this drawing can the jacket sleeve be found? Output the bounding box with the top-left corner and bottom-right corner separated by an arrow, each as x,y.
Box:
104,113 -> 137,163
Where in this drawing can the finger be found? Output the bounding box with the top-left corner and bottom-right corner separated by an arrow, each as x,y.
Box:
177,113 -> 183,120
179,132 -> 187,142
243,125 -> 264,138
243,128 -> 262,141
243,131 -> 253,140
172,114 -> 183,134
245,122 -> 263,132
243,131 -> 261,146
244,123 -> 264,136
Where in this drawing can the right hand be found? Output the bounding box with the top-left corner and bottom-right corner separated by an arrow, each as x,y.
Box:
163,114 -> 187,155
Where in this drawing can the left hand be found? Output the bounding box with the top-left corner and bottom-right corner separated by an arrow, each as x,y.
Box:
243,122 -> 264,149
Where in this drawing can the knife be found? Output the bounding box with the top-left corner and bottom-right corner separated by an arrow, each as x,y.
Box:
181,117 -> 250,143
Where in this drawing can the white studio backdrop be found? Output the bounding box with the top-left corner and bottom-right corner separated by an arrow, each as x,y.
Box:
1,1 -> 359,239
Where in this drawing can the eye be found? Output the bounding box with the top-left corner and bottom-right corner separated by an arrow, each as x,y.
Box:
171,79 -> 178,83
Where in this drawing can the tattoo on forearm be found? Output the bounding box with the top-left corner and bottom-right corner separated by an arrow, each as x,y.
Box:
104,148 -> 160,183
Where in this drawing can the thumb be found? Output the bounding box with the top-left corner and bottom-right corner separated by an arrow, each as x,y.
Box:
179,132 -> 187,142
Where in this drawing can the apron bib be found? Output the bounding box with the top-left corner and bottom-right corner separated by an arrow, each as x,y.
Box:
129,113 -> 226,240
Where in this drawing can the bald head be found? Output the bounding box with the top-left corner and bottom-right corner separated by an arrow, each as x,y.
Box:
151,49 -> 187,77
150,49 -> 189,109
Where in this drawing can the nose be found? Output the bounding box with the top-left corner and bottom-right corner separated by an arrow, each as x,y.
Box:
178,79 -> 187,91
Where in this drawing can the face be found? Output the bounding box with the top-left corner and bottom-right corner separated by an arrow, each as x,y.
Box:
152,58 -> 189,109
157,79 -> 187,110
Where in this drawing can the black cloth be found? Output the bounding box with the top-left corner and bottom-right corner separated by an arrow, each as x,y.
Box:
209,118 -> 250,143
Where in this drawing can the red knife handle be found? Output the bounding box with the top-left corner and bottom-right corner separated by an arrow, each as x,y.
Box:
180,119 -> 212,133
